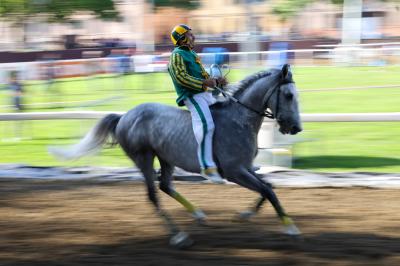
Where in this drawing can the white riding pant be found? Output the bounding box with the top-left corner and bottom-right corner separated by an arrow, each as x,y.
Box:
184,92 -> 217,170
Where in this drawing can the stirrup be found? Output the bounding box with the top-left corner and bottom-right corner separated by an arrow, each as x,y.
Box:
201,168 -> 225,184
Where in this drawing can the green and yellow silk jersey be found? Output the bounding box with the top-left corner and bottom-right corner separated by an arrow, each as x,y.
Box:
168,46 -> 210,106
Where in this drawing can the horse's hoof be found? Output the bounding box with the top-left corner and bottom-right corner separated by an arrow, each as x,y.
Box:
192,210 -> 207,225
283,223 -> 302,236
169,231 -> 194,249
237,210 -> 255,221
281,216 -> 301,236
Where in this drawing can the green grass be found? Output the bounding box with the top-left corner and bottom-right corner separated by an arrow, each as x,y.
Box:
292,122 -> 400,173
1,66 -> 399,173
295,66 -> 400,113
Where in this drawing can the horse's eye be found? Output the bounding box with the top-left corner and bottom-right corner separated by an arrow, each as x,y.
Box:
285,93 -> 293,100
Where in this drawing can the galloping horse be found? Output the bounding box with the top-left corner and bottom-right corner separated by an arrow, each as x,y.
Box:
49,64 -> 302,248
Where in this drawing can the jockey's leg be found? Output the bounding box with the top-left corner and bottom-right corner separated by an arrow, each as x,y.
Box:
185,94 -> 215,169
158,158 -> 206,223
185,93 -> 224,184
230,167 -> 300,235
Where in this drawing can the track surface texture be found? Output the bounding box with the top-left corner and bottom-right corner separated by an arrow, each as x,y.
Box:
1,179 -> 399,266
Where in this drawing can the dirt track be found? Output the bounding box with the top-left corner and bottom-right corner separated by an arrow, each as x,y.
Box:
0,178 -> 399,266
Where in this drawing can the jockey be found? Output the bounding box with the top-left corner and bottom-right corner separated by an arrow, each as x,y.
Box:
168,24 -> 227,184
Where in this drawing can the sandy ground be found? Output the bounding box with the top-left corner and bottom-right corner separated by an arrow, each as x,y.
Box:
0,178 -> 399,266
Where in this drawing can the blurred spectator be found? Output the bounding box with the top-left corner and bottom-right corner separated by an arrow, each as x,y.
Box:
121,48 -> 134,75
267,42 -> 292,69
107,48 -> 133,91
40,59 -> 62,108
64,34 -> 78,49
201,47 -> 229,66
41,60 -> 56,92
7,70 -> 24,112
103,38 -> 122,48
4,70 -> 27,141
108,48 -> 133,75
39,53 -> 60,93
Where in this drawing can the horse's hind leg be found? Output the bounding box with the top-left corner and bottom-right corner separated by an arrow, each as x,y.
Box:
132,151 -> 193,248
230,167 -> 301,235
237,196 -> 267,220
158,158 -> 207,224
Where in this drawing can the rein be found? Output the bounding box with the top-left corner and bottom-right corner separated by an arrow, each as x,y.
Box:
213,76 -> 293,119
210,64 -> 293,119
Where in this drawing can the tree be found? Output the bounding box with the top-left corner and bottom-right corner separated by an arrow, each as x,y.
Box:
148,0 -> 200,10
0,0 -> 119,48
272,0 -> 312,23
0,0 -> 119,22
271,0 -> 398,45
271,0 -> 399,22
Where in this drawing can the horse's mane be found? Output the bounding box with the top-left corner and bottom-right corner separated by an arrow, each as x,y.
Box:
227,70 -> 273,97
212,70 -> 276,109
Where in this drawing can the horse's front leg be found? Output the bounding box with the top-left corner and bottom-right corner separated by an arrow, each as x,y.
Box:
229,167 -> 301,235
237,169 -> 272,220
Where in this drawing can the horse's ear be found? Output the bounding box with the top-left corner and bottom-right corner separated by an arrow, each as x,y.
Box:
281,64 -> 290,79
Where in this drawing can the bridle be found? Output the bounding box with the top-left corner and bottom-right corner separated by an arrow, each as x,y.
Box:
212,65 -> 294,119
230,77 -> 293,119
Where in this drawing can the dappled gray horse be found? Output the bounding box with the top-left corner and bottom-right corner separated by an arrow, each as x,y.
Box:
50,64 -> 302,248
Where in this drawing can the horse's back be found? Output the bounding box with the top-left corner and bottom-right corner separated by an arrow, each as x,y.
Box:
115,103 -> 197,164
118,102 -> 182,123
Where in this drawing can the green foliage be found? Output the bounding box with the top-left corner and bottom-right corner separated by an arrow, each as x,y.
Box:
0,0 -> 119,22
271,0 -> 394,22
272,0 -> 312,22
328,0 -> 399,5
149,0 -> 200,10
0,0 -> 25,19
330,0 -> 343,4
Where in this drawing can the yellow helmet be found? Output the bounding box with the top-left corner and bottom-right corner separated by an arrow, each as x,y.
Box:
170,24 -> 191,46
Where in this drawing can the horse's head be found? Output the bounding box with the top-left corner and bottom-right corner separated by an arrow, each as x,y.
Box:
270,64 -> 302,135
231,65 -> 302,135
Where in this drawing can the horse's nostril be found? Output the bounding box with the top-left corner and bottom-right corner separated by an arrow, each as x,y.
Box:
291,125 -> 302,134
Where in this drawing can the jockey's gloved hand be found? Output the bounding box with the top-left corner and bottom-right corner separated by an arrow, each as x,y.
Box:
203,78 -> 217,90
215,77 -> 228,88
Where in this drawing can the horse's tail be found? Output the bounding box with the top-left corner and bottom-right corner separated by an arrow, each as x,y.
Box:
48,113 -> 122,160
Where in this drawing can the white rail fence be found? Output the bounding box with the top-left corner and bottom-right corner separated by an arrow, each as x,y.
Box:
0,111 -> 399,122
1,111 -> 399,168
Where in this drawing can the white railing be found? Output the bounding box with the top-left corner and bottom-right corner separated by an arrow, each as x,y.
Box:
0,111 -> 399,122
1,111 -> 398,168
301,112 -> 400,122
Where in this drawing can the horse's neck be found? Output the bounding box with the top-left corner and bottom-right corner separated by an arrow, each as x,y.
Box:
232,77 -> 278,133
238,79 -> 272,112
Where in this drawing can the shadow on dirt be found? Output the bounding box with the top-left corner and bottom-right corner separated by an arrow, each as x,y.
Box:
1,216 -> 399,266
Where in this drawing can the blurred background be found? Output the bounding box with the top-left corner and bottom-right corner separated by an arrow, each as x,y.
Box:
0,0 -> 399,173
